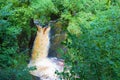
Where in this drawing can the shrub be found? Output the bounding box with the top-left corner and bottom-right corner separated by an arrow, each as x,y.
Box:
59,1 -> 120,80
0,1 -> 32,80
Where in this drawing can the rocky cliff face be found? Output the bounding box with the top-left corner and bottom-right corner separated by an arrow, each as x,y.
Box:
49,21 -> 67,57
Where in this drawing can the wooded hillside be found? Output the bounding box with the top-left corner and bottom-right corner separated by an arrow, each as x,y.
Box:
0,0 -> 120,80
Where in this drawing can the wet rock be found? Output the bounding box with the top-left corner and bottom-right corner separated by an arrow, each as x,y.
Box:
49,21 -> 67,57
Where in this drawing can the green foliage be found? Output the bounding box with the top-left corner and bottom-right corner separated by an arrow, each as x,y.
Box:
59,0 -> 120,80
31,0 -> 58,24
0,0 -> 32,80
0,0 -> 120,80
0,54 -> 32,80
